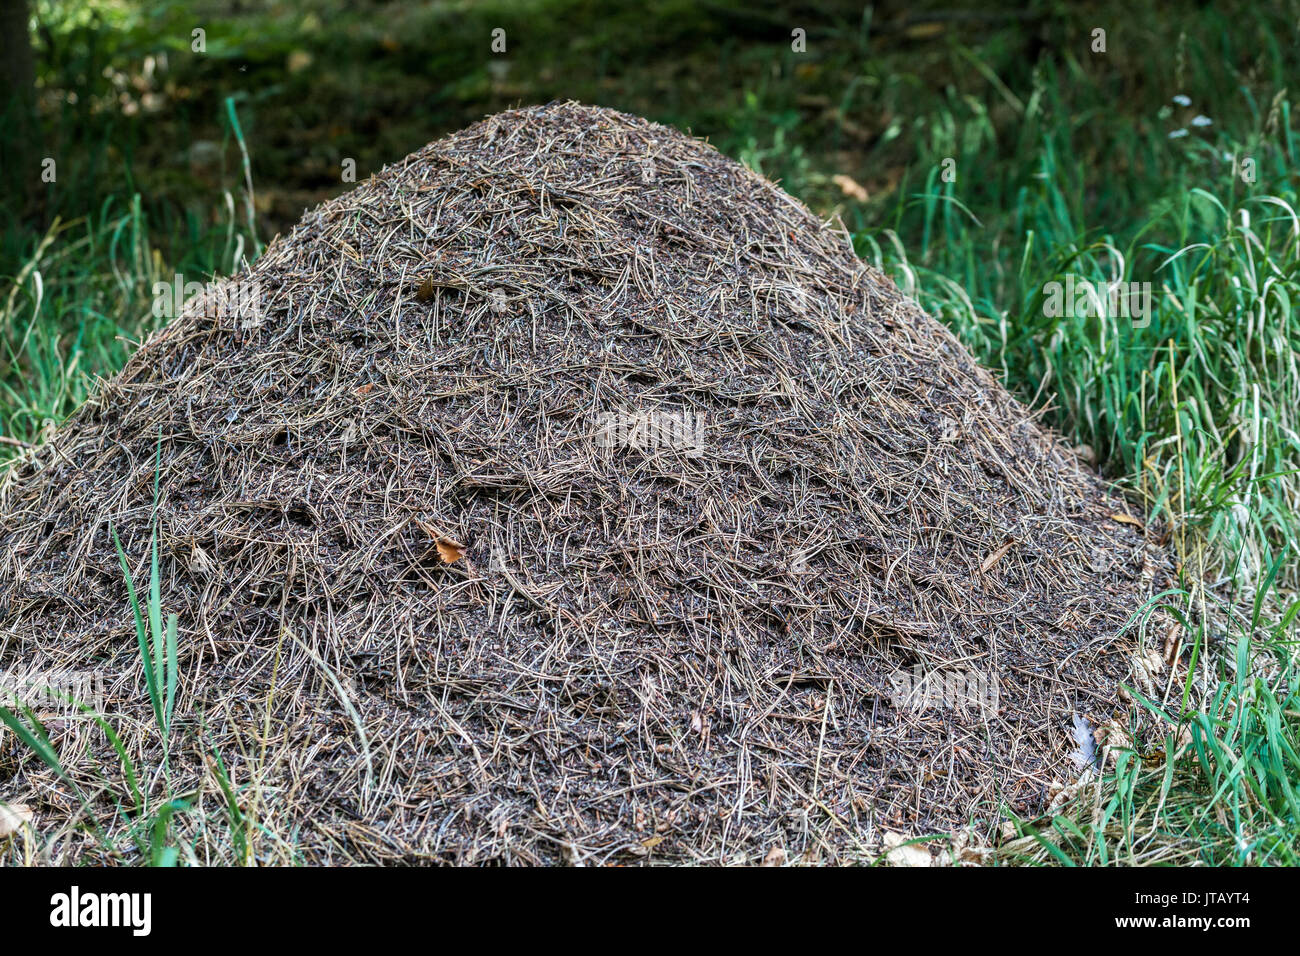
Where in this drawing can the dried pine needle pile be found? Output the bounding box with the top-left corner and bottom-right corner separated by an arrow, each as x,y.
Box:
0,103 -> 1173,864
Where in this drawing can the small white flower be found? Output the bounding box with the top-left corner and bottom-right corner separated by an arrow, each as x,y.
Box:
1191,114 -> 1213,127
1168,128 -> 1189,139
1172,94 -> 1192,106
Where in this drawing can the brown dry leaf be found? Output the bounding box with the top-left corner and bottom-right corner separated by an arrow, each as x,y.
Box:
831,173 -> 869,202
1048,769 -> 1097,813
946,832 -> 995,866
882,831 -> 931,867
761,846 -> 786,867
1109,512 -> 1144,529
189,543 -> 215,576
1131,648 -> 1166,699
980,538 -> 1015,573
1096,719 -> 1132,767
435,538 -> 466,563
0,802 -> 33,837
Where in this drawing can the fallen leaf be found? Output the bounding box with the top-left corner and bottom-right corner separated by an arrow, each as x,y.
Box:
189,543 -> 215,576
1109,512 -> 1144,529
945,831 -> 995,866
435,538 -> 466,563
980,538 -> 1015,573
0,802 -> 33,837
1048,769 -> 1096,813
831,173 -> 869,202
1094,720 -> 1130,767
882,831 -> 931,866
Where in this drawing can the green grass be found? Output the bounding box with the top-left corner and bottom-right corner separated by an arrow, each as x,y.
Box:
855,60 -> 1300,592
4,476 -> 188,866
1001,558 -> 1299,866
846,30 -> 1300,865
0,442 -> 260,865
2,0 -> 1297,865
110,437 -> 180,772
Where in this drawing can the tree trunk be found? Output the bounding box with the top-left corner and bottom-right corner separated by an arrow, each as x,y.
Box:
1,0 -> 38,220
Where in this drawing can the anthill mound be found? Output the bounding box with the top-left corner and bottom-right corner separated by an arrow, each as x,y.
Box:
0,102 -> 1172,864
